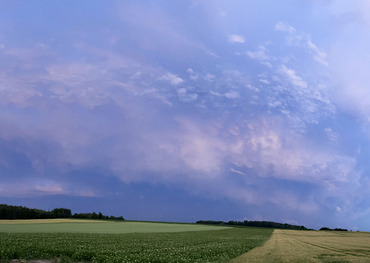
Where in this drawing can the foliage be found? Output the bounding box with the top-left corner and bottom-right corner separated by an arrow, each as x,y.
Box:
72,212 -> 124,221
0,204 -> 71,220
196,220 -> 308,230
0,228 -> 273,263
320,227 -> 348,231
51,208 -> 72,218
0,204 -> 124,221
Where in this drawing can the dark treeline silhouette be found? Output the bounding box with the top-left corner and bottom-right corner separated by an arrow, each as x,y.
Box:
0,204 -> 124,221
0,204 -> 71,219
196,220 -> 308,230
72,212 -> 124,221
320,227 -> 348,231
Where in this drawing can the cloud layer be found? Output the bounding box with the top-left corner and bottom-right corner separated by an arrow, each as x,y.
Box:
1,1 -> 370,230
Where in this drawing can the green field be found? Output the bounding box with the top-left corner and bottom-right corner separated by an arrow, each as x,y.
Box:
0,219 -> 230,233
232,229 -> 370,262
0,219 -> 273,262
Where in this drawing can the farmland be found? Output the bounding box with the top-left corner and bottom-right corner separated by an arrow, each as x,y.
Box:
0,219 -> 230,233
0,219 -> 273,262
232,229 -> 370,262
2,219 -> 370,262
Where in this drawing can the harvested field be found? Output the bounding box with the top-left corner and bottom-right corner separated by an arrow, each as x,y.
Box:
232,229 -> 370,262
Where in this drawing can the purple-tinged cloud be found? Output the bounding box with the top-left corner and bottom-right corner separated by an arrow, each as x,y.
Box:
1,0 -> 370,230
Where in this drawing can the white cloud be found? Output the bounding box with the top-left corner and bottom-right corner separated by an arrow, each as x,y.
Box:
205,50 -> 219,58
224,91 -> 240,99
177,87 -> 198,102
175,118 -> 356,188
246,45 -> 272,68
307,39 -> 329,66
0,181 -> 68,197
141,88 -> 174,107
209,91 -> 222,97
0,44 -> 181,109
177,120 -> 227,174
187,68 -> 199,80
259,78 -> 270,85
0,77 -> 43,107
279,65 -> 307,89
204,73 -> 215,81
246,84 -> 259,92
160,73 -> 184,85
46,63 -> 102,86
325,127 -> 339,142
274,21 -> 296,33
247,46 -> 269,61
35,184 -> 65,195
228,34 -> 245,43
0,180 -> 99,198
209,90 -> 240,99
149,118 -> 356,216
230,168 -> 246,176
275,22 -> 328,66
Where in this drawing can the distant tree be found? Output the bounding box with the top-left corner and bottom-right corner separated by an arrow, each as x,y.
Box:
1,204 -> 124,221
197,219 -> 309,230
0,204 -> 50,219
51,208 -> 72,218
334,228 -> 348,231
91,212 -> 98,219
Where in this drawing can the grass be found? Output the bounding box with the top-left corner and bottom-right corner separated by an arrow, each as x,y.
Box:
0,219 -> 229,233
0,219 -> 273,262
232,229 -> 370,263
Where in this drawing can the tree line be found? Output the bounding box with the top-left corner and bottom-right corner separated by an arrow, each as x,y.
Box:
319,227 -> 348,231
0,204 -> 124,221
196,220 -> 308,230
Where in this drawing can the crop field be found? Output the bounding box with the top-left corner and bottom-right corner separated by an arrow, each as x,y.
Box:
0,219 -> 273,262
0,219 -> 231,233
232,229 -> 370,262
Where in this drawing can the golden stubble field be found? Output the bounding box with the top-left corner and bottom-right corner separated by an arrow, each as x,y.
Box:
232,229 -> 370,263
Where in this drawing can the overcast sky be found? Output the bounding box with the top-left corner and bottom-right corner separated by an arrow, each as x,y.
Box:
2,0 -> 370,230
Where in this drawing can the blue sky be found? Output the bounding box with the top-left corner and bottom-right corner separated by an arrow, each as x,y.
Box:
1,0 -> 370,230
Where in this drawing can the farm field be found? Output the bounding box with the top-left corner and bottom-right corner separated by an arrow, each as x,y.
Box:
0,219 -> 273,262
232,229 -> 370,262
0,219 -> 230,233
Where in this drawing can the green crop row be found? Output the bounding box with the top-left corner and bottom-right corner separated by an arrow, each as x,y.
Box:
0,227 -> 272,263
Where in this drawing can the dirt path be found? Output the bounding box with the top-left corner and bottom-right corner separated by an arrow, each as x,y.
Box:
231,229 -> 370,262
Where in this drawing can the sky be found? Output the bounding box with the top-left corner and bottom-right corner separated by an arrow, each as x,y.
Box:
1,0 -> 370,230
